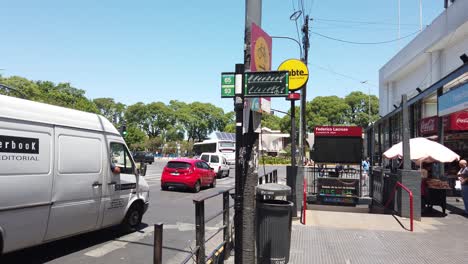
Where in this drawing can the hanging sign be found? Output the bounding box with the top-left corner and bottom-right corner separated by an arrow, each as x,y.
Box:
221,72 -> 235,98
277,59 -> 309,91
244,71 -> 289,97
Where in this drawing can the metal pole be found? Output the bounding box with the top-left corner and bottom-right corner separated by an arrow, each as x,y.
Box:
300,15 -> 310,164
242,1 -> 262,263
195,201 -> 205,264
223,192 -> 231,260
402,94 -> 411,170
234,64 -> 244,264
291,99 -> 296,167
153,223 -> 163,264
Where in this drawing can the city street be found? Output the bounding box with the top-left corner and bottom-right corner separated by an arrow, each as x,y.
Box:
1,160 -> 285,264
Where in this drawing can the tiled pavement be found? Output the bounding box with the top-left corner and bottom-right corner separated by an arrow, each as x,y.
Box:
226,200 -> 468,264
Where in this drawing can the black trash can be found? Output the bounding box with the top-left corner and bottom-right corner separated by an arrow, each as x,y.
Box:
256,183 -> 293,264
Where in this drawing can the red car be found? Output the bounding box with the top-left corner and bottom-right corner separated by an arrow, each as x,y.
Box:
161,158 -> 217,192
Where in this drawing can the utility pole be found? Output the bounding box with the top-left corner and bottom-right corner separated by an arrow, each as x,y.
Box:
300,15 -> 310,162
239,1 -> 261,263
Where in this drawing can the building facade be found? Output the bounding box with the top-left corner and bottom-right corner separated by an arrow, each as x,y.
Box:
368,0 -> 468,170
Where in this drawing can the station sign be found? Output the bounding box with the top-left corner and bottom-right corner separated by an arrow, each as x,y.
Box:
314,126 -> 362,137
244,71 -> 289,97
221,72 -> 235,98
277,59 -> 309,91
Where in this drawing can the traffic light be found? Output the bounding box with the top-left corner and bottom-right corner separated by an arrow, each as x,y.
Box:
120,121 -> 127,137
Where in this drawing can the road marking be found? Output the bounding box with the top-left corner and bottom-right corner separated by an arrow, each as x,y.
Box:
164,222 -> 222,232
84,226 -> 154,258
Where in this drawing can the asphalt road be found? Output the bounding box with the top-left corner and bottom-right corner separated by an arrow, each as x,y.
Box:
1,160 -> 286,264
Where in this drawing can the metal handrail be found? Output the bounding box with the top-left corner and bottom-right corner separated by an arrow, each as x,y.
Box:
384,181 -> 414,232
192,187 -> 234,263
258,169 -> 278,184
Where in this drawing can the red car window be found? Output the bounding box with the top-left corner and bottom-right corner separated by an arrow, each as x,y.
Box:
167,161 -> 191,169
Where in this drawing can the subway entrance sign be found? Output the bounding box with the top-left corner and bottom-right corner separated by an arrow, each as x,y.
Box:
277,59 -> 309,91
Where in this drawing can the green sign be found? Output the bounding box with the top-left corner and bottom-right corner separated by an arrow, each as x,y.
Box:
244,71 -> 289,97
221,73 -> 235,98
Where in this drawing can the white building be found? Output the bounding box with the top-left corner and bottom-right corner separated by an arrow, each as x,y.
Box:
369,0 -> 468,164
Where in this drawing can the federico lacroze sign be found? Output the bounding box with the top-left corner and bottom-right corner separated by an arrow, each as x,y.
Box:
244,71 -> 289,97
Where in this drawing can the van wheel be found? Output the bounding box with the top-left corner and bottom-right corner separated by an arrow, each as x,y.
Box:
122,204 -> 143,231
193,181 -> 201,193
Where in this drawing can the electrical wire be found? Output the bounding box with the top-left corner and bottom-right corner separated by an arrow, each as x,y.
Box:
310,30 -> 420,45
310,63 -> 378,89
312,17 -> 421,27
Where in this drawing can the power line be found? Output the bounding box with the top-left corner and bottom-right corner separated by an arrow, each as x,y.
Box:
312,17 -> 421,26
310,30 -> 419,45
310,63 -> 378,89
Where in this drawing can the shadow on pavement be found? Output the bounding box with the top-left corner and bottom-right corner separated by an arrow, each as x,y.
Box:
0,223 -> 149,264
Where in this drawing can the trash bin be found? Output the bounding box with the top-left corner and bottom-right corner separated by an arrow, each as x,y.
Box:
256,183 -> 293,264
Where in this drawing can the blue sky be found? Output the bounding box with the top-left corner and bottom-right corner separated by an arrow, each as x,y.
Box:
0,0 -> 444,114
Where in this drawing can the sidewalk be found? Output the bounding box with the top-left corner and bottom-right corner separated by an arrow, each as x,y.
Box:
227,206 -> 468,264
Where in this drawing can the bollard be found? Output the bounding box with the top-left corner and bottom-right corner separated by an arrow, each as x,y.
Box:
153,223 -> 163,264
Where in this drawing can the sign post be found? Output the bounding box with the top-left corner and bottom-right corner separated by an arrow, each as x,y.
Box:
221,73 -> 236,98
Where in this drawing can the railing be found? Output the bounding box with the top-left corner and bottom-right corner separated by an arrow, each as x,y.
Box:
384,181 -> 414,232
303,165 -> 362,195
300,177 -> 307,225
258,169 -> 278,184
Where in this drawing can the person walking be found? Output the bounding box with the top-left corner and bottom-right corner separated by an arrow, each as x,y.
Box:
362,157 -> 370,187
457,159 -> 468,215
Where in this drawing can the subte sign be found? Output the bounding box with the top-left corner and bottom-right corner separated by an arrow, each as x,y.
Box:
277,59 -> 309,91
221,72 -> 235,98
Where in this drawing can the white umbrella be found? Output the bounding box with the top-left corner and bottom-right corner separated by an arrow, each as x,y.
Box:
383,137 -> 460,163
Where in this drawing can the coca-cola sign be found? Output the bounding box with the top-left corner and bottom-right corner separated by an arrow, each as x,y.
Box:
419,116 -> 438,135
449,111 -> 468,131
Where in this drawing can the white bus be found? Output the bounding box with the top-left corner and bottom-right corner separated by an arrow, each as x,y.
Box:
193,139 -> 235,165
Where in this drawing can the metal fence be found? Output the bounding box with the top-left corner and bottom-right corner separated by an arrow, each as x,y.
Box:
370,167 -> 398,210
303,165 -> 363,196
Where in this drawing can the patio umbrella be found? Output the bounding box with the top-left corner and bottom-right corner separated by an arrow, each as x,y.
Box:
383,137 -> 460,163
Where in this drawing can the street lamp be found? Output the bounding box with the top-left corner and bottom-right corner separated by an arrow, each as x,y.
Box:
361,80 -> 371,125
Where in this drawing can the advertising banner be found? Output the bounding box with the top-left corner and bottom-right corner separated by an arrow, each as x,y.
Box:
438,82 -> 468,116
250,23 -> 272,113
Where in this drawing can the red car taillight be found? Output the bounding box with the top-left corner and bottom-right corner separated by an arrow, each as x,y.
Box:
188,167 -> 193,174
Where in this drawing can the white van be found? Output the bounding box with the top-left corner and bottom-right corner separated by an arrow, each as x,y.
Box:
0,95 -> 150,255
200,152 -> 230,178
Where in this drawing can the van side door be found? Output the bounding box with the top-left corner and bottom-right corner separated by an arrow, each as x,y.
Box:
101,141 -> 137,227
45,127 -> 103,240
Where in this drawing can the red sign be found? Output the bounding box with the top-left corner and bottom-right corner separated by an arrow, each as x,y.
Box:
419,111 -> 468,135
419,116 -> 438,135
448,111 -> 468,131
250,23 -> 272,114
314,126 -> 362,137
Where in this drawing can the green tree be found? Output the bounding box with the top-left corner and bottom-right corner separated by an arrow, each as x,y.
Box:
305,96 -> 350,131
93,98 -> 126,124
344,91 -> 379,128
125,125 -> 147,150
262,112 -> 282,130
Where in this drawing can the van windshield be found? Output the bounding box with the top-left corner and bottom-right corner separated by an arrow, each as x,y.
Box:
167,162 -> 191,169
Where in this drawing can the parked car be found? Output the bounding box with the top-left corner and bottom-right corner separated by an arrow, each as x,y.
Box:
133,151 -> 154,164
200,152 -> 230,178
161,158 -> 216,192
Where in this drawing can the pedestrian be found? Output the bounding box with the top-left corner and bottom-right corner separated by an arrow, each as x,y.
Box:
457,159 -> 468,215
362,157 -> 370,186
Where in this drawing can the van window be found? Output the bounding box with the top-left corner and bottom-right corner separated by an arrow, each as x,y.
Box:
110,143 -> 134,174
210,155 -> 219,163
58,135 -> 102,174
200,154 -> 209,162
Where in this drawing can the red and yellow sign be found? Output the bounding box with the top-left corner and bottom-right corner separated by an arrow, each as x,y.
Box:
250,23 -> 272,113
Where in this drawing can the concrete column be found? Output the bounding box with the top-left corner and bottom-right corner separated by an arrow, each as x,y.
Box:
398,169 -> 421,220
